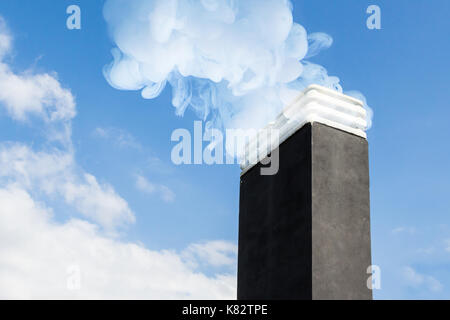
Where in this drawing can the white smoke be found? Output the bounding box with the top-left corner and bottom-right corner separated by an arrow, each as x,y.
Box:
103,0 -> 372,132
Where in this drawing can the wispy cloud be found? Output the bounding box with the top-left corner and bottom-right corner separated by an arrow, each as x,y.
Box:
444,239 -> 450,253
146,156 -> 175,175
93,127 -> 142,150
403,267 -> 443,293
135,174 -> 175,203
392,226 -> 416,235
416,247 -> 436,255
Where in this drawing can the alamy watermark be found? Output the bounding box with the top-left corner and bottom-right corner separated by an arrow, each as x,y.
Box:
66,264 -> 81,291
366,5 -> 381,30
367,265 -> 381,290
170,121 -> 279,176
66,5 -> 81,30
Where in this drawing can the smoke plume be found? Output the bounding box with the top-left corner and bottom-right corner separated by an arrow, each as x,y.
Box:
103,0 -> 372,132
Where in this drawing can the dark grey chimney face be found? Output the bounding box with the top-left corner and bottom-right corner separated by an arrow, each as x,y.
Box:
237,122 -> 372,300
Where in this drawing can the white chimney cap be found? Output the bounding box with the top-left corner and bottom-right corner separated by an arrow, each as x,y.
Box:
240,84 -> 368,173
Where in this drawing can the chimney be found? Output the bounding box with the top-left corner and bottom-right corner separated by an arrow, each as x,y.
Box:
237,85 -> 372,300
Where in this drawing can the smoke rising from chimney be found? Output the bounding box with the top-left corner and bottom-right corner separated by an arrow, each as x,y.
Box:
103,0 -> 372,132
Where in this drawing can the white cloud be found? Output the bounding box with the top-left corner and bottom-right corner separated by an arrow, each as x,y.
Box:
0,143 -> 135,232
64,173 -> 135,231
0,17 -> 11,58
147,156 -> 174,175
0,18 -> 75,148
391,226 -> 416,235
403,267 -> 443,293
159,185 -> 176,203
0,186 -> 236,299
444,239 -> 450,253
417,247 -> 436,255
136,174 -> 157,193
0,68 -> 76,123
135,174 -> 175,203
0,18 -> 133,232
183,241 -> 238,268
0,17 -> 236,299
93,127 -> 142,150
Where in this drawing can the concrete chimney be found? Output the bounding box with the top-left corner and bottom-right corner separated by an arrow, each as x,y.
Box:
237,85 -> 372,300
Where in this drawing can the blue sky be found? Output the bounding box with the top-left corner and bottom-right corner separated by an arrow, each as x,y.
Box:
0,0 -> 449,299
